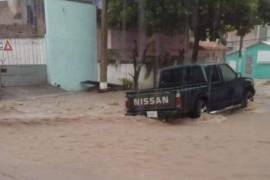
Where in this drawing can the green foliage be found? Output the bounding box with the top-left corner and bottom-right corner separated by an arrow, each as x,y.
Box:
224,0 -> 259,37
258,0 -> 270,25
120,78 -> 133,89
143,0 -> 188,36
107,0 -> 138,29
106,0 -> 270,63
106,49 -> 120,65
186,0 -> 223,41
107,0 -> 188,36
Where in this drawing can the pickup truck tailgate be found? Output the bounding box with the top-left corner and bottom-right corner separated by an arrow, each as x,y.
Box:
127,90 -> 177,112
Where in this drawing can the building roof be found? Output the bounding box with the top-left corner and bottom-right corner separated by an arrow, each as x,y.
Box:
198,41 -> 227,51
226,49 -> 239,56
189,41 -> 227,51
246,41 -> 270,49
226,41 -> 270,56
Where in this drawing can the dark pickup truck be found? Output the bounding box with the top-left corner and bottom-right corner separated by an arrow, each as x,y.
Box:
126,64 -> 255,119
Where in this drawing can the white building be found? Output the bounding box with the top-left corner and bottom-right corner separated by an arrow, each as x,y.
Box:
0,0 -> 46,87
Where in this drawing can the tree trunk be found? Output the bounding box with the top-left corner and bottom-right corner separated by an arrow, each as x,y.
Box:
191,0 -> 199,64
239,35 -> 244,58
100,0 -> 108,91
134,70 -> 140,92
153,56 -> 159,88
133,56 -> 139,92
191,34 -> 200,64
132,40 -> 139,92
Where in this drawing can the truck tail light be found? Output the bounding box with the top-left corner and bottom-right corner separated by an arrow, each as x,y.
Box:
125,100 -> 129,109
176,92 -> 182,108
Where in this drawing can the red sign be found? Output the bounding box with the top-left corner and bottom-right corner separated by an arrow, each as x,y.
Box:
4,40 -> 13,51
246,56 -> 253,75
0,40 -> 13,51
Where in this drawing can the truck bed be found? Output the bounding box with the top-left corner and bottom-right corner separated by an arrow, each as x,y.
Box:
126,83 -> 208,116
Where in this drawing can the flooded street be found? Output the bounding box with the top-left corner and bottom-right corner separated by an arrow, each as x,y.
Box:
0,84 -> 270,180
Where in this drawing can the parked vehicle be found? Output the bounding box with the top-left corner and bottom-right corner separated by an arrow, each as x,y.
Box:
126,64 -> 255,119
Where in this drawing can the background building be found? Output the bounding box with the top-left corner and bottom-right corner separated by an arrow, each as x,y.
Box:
226,25 -> 270,53
226,41 -> 270,79
0,0 -> 45,38
0,0 -> 98,91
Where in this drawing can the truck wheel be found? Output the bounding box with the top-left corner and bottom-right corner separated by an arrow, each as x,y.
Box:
241,90 -> 254,108
190,100 -> 206,119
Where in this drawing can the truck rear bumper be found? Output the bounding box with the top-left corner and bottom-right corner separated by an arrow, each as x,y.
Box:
126,109 -> 183,119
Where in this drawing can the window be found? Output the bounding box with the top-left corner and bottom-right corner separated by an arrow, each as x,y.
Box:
160,68 -> 184,88
258,51 -> 270,64
185,66 -> 206,84
27,5 -> 37,26
205,65 -> 221,82
160,66 -> 205,87
220,64 -> 236,82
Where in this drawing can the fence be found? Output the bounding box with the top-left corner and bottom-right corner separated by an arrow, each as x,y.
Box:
0,38 -> 45,65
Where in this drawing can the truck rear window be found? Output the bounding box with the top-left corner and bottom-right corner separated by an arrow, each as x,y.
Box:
205,66 -> 221,82
160,66 -> 205,88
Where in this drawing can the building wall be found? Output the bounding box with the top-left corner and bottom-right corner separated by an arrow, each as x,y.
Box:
225,51 -> 249,80
245,44 -> 270,79
0,38 -> 46,86
0,0 -> 45,38
225,52 -> 241,72
45,0 -> 97,91
97,29 -> 187,63
226,43 -> 270,79
0,1 -> 26,25
0,38 -> 45,65
98,63 -> 154,89
0,65 -> 47,86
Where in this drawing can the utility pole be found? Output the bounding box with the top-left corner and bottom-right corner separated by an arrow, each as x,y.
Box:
100,0 -> 108,91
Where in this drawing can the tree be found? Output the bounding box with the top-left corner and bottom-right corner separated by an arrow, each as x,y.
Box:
224,0 -> 259,57
100,0 -> 108,91
107,0 -> 187,90
258,0 -> 270,25
186,0 -> 260,61
107,0 -> 262,86
184,0 -> 233,63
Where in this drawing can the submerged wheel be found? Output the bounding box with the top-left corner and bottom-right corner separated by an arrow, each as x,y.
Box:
241,90 -> 254,108
190,99 -> 207,119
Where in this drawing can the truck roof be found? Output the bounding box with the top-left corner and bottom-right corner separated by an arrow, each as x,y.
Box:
160,63 -> 226,72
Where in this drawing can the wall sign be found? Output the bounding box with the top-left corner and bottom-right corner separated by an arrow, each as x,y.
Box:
246,56 -> 253,75
0,40 -> 13,51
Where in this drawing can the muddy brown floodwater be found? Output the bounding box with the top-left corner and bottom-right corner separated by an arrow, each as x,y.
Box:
1,84 -> 270,180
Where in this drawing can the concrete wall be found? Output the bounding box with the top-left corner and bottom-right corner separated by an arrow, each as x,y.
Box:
0,65 -> 47,86
45,0 -> 97,91
98,63 -> 154,89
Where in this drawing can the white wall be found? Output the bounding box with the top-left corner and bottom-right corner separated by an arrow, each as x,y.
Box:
0,38 -> 45,65
98,63 -> 154,89
227,61 -> 237,70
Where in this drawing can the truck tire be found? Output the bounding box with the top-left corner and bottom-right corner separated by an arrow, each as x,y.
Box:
190,99 -> 206,119
241,90 -> 254,108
